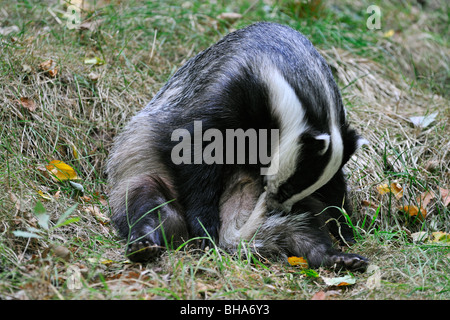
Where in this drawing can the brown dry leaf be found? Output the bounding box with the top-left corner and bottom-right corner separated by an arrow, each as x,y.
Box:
400,205 -> 427,221
9,191 -> 22,211
416,190 -> 435,208
46,160 -> 79,181
39,59 -> 58,77
361,199 -> 378,209
17,97 -> 37,112
287,256 -> 308,268
311,290 -> 326,300
438,187 -> 450,207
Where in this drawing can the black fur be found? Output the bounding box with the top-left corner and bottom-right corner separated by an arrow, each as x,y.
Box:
106,22 -> 368,270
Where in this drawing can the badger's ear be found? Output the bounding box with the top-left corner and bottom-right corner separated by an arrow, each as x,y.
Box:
301,131 -> 331,156
315,133 -> 331,155
342,127 -> 368,165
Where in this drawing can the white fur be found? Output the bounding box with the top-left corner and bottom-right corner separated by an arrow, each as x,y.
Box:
258,63 -> 308,192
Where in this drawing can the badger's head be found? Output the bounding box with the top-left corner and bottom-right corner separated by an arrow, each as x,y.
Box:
265,125 -> 367,212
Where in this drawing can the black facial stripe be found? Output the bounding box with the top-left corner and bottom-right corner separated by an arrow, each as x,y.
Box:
275,182 -> 296,203
275,133 -> 333,205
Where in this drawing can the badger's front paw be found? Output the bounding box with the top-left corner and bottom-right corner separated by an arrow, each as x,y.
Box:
126,227 -> 162,262
126,240 -> 162,262
330,252 -> 369,272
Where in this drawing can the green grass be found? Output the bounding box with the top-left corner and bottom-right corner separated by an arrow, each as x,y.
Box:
1,0 -> 449,300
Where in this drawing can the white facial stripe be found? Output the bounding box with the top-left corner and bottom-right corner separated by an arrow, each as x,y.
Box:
281,65 -> 344,211
259,63 -> 308,189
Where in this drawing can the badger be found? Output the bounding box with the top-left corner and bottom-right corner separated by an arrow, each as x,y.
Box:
107,22 -> 369,271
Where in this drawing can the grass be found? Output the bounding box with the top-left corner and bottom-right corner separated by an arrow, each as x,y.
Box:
0,0 -> 449,300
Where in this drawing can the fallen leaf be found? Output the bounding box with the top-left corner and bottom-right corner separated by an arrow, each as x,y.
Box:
416,190 -> 435,208
376,182 -> 403,199
361,200 -> 379,209
39,59 -> 58,77
390,182 -> 403,200
17,97 -> 37,112
376,183 -> 390,195
53,245 -> 71,261
46,160 -> 79,181
400,205 -> 427,221
84,56 -> 105,65
311,291 -> 326,300
69,181 -> 84,192
409,112 -> 438,129
431,231 -> 450,243
88,71 -> 100,82
438,187 -> 450,207
37,190 -> 53,201
383,29 -> 395,38
366,265 -> 381,290
287,256 -> 308,268
411,231 -> 428,242
322,275 -> 356,287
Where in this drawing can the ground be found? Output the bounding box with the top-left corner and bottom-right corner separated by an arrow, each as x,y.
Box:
0,0 -> 449,300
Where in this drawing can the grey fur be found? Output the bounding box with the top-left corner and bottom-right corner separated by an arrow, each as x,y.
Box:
106,22 -> 368,270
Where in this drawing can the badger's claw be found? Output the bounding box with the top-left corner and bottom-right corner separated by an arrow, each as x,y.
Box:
330,253 -> 369,271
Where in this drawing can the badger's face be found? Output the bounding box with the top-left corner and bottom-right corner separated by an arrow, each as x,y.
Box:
265,126 -> 366,212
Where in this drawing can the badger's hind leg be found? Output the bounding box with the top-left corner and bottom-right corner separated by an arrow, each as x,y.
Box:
109,175 -> 188,262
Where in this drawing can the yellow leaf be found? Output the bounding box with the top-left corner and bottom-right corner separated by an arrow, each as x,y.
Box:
431,231 -> 450,243
288,256 -> 308,268
376,183 -> 390,195
37,190 -> 53,201
400,205 -> 427,221
71,144 -> 79,160
390,182 -> 403,200
46,160 -> 79,181
383,29 -> 395,38
376,182 -> 403,199
84,56 -> 105,65
100,259 -> 114,265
